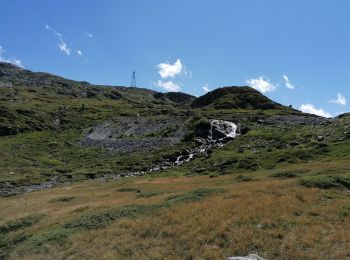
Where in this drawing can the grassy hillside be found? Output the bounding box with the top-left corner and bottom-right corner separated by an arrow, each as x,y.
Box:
1,62 -> 350,259
191,86 -> 295,111
1,62 -> 324,189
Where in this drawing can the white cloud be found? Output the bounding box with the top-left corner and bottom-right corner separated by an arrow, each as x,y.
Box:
58,43 -> 70,55
329,93 -> 346,106
9,58 -> 23,68
299,104 -> 332,118
157,59 -> 183,79
86,32 -> 93,38
203,83 -> 210,93
155,80 -> 182,92
45,24 -> 71,56
245,76 -> 276,93
283,74 -> 295,90
77,50 -> 83,56
0,46 -> 24,68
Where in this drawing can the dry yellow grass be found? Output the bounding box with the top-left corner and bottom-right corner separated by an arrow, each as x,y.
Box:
1,168 -> 349,260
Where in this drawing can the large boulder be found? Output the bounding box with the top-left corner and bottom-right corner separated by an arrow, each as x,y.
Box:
210,119 -> 238,140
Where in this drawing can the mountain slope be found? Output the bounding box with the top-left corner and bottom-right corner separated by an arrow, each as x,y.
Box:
191,86 -> 291,111
0,62 -> 195,136
1,62 -> 347,193
1,63 -> 350,259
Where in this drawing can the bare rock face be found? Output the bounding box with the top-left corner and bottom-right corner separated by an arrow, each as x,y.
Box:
80,117 -> 186,153
209,119 -> 238,140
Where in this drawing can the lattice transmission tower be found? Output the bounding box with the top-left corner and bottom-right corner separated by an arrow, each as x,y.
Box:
130,70 -> 136,87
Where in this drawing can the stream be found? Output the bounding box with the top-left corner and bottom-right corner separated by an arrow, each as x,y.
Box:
0,120 -> 238,197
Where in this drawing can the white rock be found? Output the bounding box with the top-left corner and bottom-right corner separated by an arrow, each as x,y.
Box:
227,254 -> 264,260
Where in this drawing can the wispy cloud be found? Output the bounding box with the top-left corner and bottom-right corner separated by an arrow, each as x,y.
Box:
86,32 -> 94,38
155,80 -> 182,92
77,50 -> 83,56
157,59 -> 183,79
329,93 -> 346,106
245,76 -> 276,93
203,83 -> 210,93
58,43 -> 70,55
283,74 -> 295,90
299,104 -> 331,118
45,24 -> 71,55
0,46 -> 24,68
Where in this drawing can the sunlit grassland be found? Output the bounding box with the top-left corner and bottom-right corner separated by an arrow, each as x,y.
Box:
1,158 -> 350,259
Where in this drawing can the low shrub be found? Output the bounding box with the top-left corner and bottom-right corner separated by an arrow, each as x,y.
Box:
0,214 -> 45,234
117,187 -> 140,192
63,204 -> 159,230
270,169 -> 310,178
235,175 -> 254,182
300,175 -> 350,189
236,158 -> 258,170
137,191 -> 164,198
49,196 -> 76,203
338,205 -> 350,219
165,188 -> 224,205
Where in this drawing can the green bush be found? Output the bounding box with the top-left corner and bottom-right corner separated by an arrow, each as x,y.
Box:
49,196 -> 76,203
235,175 -> 254,182
236,158 -> 258,170
338,205 -> 350,219
300,175 -> 350,189
270,169 -> 310,178
137,191 -> 164,198
165,188 -> 224,205
117,187 -> 140,192
63,204 -> 159,230
0,214 -> 45,234
270,171 -> 296,178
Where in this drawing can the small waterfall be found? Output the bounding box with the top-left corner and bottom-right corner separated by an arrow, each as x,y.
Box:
120,119 -> 239,176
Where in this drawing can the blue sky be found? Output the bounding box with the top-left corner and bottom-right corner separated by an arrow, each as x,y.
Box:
1,0 -> 350,117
